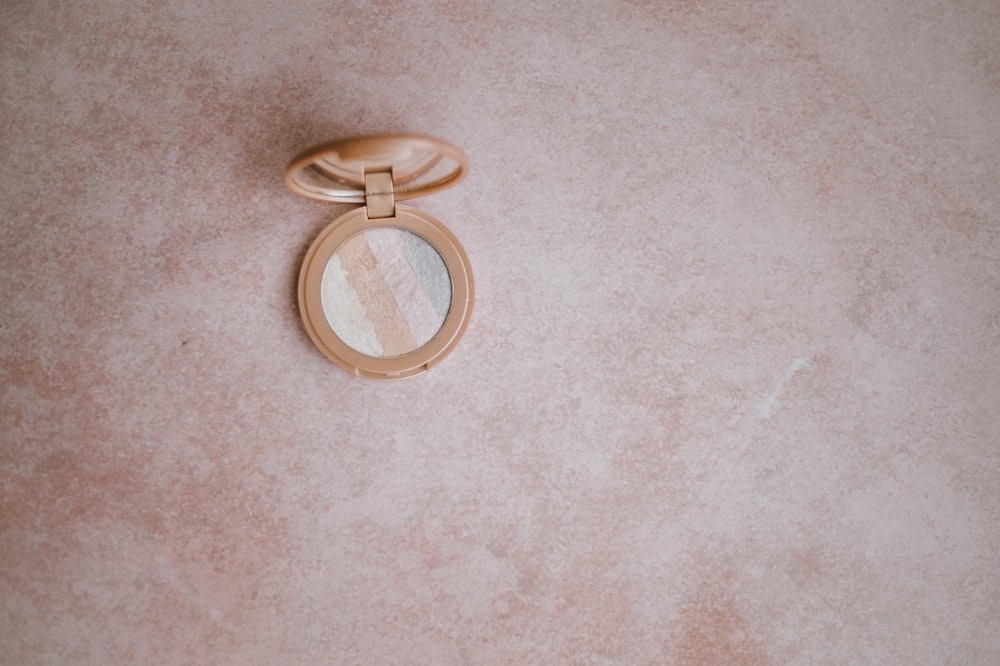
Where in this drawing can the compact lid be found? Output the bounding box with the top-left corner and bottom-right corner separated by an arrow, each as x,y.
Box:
284,134 -> 468,204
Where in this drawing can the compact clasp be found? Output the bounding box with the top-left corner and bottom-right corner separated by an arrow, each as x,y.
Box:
364,168 -> 395,219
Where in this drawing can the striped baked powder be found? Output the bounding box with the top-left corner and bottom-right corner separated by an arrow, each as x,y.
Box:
320,227 -> 452,357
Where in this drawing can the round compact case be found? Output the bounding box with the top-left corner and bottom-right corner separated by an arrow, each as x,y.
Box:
286,134 -> 473,379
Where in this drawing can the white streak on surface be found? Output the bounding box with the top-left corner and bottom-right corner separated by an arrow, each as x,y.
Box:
756,356 -> 811,419
155,554 -> 235,632
739,355 -> 813,451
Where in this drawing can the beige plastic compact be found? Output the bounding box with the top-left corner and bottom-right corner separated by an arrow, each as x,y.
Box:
286,134 -> 473,379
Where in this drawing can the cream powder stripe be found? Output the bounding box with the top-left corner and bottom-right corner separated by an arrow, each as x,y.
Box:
320,254 -> 383,357
364,228 -> 444,349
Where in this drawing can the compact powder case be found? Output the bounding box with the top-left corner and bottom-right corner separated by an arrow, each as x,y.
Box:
286,134 -> 473,379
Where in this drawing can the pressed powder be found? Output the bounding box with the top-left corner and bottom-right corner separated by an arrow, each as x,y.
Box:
320,227 -> 451,357
286,134 -> 473,379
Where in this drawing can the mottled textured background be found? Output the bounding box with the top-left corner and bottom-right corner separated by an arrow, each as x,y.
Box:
2,0 -> 999,664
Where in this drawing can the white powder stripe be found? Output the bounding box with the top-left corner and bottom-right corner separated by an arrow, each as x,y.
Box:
364,228 -> 444,348
320,254 -> 383,357
401,230 -> 452,320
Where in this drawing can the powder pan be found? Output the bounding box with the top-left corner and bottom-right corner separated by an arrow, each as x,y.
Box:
286,135 -> 474,379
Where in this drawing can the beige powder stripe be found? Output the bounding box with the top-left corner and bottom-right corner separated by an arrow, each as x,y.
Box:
364,228 -> 443,349
337,233 -> 416,356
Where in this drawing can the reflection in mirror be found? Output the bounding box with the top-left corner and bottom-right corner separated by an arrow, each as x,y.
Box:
286,136 -> 467,203
313,147 -> 441,186
301,152 -> 462,197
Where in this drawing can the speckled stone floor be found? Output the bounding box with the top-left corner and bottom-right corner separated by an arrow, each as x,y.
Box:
2,1 -> 999,663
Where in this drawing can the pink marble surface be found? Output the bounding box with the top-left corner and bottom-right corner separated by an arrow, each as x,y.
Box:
2,0 -> 999,663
